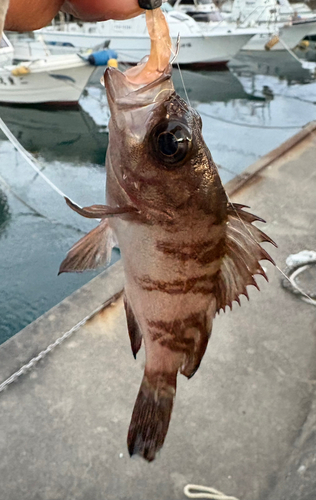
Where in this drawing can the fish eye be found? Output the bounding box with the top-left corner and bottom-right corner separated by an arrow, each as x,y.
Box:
150,120 -> 192,168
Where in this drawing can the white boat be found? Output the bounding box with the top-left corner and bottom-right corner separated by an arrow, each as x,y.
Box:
0,54 -> 95,105
37,5 -> 267,66
228,0 -> 316,50
274,0 -> 316,22
170,0 -> 223,22
6,31 -> 111,62
169,0 -> 311,52
0,34 -> 14,66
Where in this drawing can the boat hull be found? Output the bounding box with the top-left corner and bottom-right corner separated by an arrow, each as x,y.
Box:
242,19 -> 316,50
38,30 -> 253,64
0,63 -> 94,104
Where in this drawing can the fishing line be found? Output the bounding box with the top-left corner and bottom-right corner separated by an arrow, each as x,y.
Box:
169,33 -> 191,106
197,109 -> 301,130
0,117 -> 93,233
0,168 -> 86,234
0,117 -> 78,204
176,61 -> 191,106
226,192 -> 316,306
0,171 -> 48,219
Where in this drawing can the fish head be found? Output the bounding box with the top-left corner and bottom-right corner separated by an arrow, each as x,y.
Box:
104,66 -> 226,222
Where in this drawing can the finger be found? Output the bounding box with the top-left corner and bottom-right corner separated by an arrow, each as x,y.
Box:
5,0 -> 64,31
62,0 -> 142,21
4,0 -> 142,31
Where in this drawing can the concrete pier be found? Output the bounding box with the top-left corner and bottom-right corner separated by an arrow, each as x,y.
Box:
0,123 -> 315,500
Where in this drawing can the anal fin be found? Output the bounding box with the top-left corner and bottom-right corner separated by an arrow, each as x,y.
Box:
180,332 -> 209,379
124,295 -> 142,359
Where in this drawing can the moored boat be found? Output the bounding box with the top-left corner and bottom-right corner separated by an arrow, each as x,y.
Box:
37,5 -> 268,66
228,0 -> 316,50
0,54 -> 96,105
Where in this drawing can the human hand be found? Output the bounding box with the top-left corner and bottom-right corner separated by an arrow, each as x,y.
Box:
5,0 -> 143,32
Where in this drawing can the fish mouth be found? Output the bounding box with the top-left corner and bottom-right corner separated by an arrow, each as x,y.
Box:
103,65 -> 173,110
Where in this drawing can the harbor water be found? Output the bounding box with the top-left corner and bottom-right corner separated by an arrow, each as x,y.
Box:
0,50 -> 316,343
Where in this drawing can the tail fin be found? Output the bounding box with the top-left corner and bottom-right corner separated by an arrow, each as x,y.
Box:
127,371 -> 177,462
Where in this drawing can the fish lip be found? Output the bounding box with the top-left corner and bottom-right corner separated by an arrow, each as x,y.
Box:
103,65 -> 173,108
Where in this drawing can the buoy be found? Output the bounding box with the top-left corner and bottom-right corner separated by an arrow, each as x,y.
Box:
297,40 -> 310,49
88,49 -> 118,66
265,35 -> 279,50
107,58 -> 118,68
11,66 -> 30,76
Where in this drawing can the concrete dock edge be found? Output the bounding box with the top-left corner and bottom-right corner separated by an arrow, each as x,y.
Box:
0,121 -> 315,500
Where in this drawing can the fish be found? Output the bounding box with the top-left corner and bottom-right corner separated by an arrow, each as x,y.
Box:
59,8 -> 276,462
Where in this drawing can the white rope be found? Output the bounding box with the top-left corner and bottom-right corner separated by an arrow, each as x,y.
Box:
184,484 -> 240,500
0,291 -> 123,393
277,36 -> 303,65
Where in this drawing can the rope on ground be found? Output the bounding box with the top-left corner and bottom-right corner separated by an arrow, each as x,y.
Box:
0,290 -> 123,394
281,251 -> 316,306
184,484 -> 240,500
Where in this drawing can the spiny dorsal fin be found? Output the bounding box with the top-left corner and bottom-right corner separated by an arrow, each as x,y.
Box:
214,203 -> 277,313
58,219 -> 115,274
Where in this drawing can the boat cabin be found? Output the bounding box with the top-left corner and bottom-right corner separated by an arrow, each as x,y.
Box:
171,0 -> 224,22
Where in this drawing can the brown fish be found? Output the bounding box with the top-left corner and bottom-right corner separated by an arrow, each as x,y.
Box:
59,9 -> 276,462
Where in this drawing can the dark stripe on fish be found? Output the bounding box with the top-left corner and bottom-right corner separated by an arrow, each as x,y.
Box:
147,312 -> 208,352
156,238 -> 225,264
136,270 -> 221,295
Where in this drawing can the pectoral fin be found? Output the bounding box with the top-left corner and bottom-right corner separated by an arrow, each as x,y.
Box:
214,203 -> 277,312
65,197 -> 138,219
59,219 -> 115,274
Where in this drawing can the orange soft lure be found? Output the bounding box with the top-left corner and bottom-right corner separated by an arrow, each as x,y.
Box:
124,8 -> 172,85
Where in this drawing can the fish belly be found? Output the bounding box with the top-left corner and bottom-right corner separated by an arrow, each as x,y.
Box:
110,217 -> 218,376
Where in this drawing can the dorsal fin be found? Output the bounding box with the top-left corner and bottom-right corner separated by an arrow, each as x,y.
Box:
214,203 -> 277,312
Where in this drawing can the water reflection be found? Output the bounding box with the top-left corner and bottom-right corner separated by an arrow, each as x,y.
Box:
230,50 -> 315,84
0,104 -> 108,165
172,67 -> 264,103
